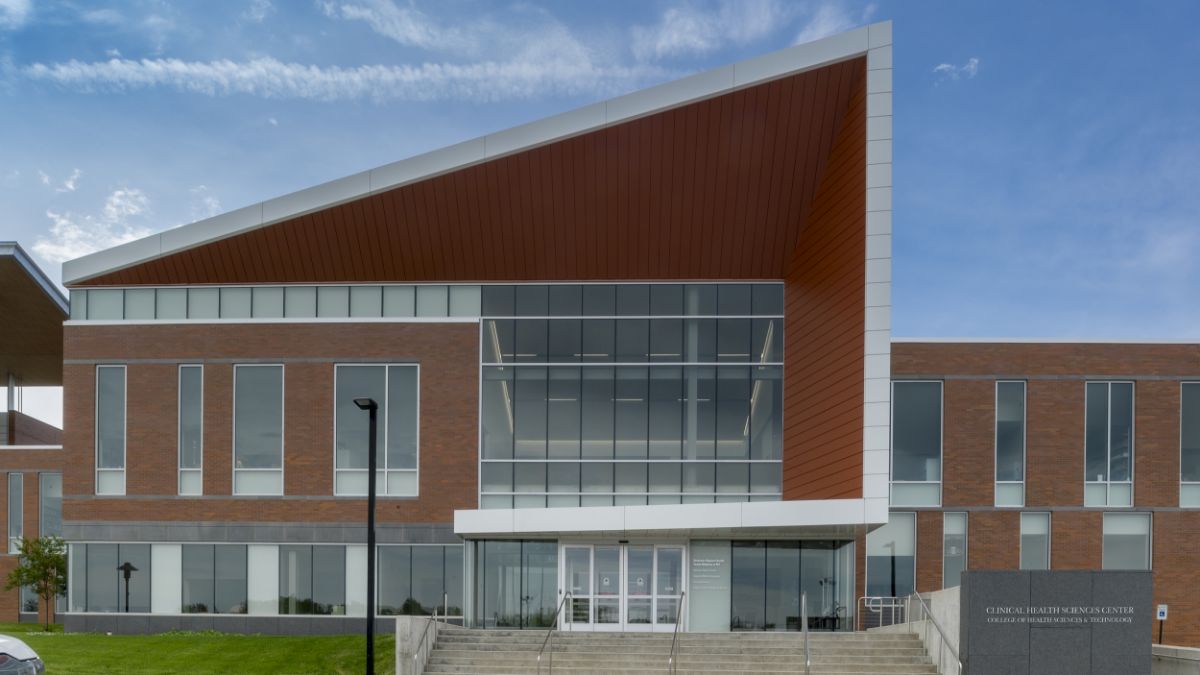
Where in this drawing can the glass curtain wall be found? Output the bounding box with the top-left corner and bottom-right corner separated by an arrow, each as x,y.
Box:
473,541 -> 558,628
729,540 -> 852,632
480,284 -> 784,508
377,545 -> 464,617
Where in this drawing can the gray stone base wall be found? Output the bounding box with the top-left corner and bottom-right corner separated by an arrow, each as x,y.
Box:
63,613 -> 396,636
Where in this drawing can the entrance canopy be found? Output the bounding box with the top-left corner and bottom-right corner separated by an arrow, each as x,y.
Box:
0,243 -> 68,386
455,499 -> 868,540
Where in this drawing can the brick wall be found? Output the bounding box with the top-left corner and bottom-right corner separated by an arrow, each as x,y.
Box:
62,322 -> 479,526
0,447 -> 66,621
882,342 -> 1200,645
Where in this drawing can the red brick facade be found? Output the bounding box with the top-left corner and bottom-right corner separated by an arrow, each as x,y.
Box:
62,322 -> 480,525
878,341 -> 1200,646
0,446 -> 67,622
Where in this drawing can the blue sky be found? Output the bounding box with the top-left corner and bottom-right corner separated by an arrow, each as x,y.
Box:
1,1 -> 1198,422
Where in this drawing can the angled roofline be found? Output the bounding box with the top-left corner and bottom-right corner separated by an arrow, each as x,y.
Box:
893,337 -> 1200,345
62,21 -> 892,286
0,242 -> 69,315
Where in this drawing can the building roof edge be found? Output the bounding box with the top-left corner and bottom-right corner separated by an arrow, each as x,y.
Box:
62,21 -> 889,286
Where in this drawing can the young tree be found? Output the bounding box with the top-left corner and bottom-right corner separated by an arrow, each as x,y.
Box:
5,536 -> 67,631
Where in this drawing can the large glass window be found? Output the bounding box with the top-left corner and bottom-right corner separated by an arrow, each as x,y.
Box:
233,365 -> 283,495
179,365 -> 203,495
1181,383 -> 1200,507
77,543 -> 150,613
479,283 -> 784,508
995,381 -> 1025,507
866,512 -> 915,598
943,512 -> 967,588
1102,513 -> 1151,570
473,541 -> 556,628
1020,512 -> 1050,570
1085,382 -> 1134,507
7,474 -> 21,554
95,365 -> 126,495
377,545 -> 464,617
182,545 -> 248,614
334,364 -> 419,496
279,545 -> 346,615
38,473 -> 62,538
891,382 -> 942,506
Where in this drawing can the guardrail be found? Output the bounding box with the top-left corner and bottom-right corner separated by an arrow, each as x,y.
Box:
906,592 -> 961,675
536,591 -> 573,675
801,592 -> 811,675
411,592 -> 448,674
667,591 -> 686,675
857,596 -> 907,631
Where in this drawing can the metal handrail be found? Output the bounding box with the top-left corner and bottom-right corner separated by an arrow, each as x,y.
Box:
801,592 -> 811,675
667,591 -> 686,675
857,595 -> 906,631
412,593 -> 446,668
537,591 -> 573,675
907,592 -> 961,675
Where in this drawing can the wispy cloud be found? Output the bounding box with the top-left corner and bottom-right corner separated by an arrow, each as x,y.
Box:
631,0 -> 791,61
0,0 -> 30,30
56,168 -> 81,193
23,50 -> 666,102
34,188 -> 153,263
37,170 -> 49,186
320,0 -> 473,53
794,2 -> 860,45
81,8 -> 123,25
242,0 -> 273,24
189,185 -> 222,221
933,57 -> 980,82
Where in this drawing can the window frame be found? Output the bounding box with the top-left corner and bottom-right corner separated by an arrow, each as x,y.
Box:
1180,382 -> 1200,507
1018,511 -> 1051,570
38,472 -> 63,539
94,364 -> 127,496
889,380 -> 944,507
178,364 -> 204,496
1101,512 -> 1152,571
332,363 -> 421,497
231,363 -> 285,496
942,511 -> 967,589
7,473 -> 21,555
1083,380 -> 1135,507
994,380 -> 1026,507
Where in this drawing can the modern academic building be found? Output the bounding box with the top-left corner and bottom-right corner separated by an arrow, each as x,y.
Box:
5,19 -> 1196,646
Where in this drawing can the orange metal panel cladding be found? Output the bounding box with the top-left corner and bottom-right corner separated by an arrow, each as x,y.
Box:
78,58 -> 867,287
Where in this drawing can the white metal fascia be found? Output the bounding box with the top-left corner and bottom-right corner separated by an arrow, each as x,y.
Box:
62,21 -> 890,286
453,498 -> 872,538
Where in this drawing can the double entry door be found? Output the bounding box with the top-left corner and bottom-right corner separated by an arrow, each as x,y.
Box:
561,543 -> 685,632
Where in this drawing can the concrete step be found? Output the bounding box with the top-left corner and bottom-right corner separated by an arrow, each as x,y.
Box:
424,668 -> 938,675
429,651 -> 929,664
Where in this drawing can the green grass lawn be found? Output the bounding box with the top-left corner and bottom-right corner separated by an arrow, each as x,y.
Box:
0,623 -> 395,674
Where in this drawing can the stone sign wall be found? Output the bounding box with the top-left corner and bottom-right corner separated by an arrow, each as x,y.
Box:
960,570 -> 1151,675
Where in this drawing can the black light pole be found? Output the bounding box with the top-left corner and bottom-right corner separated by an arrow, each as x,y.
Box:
117,562 -> 138,613
354,398 -> 379,675
884,541 -> 896,598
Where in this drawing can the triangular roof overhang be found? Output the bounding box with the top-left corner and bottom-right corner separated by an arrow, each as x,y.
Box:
0,243 -> 68,385
64,23 -> 890,287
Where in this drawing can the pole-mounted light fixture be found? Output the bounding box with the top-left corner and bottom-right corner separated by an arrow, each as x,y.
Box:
354,397 -> 379,675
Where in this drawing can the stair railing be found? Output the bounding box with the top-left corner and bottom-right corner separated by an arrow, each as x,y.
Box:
667,591 -> 686,675
412,592 -> 447,671
801,591 -> 811,675
536,590 -> 573,675
906,592 -> 961,675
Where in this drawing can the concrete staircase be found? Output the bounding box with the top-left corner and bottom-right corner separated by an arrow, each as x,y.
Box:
424,626 -> 936,674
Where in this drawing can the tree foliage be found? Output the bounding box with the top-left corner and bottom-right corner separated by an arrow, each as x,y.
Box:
5,536 -> 67,630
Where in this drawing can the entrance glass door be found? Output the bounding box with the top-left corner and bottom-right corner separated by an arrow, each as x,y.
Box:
561,543 -> 684,631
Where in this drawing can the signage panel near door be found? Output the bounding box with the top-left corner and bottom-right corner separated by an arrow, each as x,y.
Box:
689,540 -> 731,632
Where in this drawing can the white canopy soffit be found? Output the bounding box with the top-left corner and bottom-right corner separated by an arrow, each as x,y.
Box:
454,499 -> 874,539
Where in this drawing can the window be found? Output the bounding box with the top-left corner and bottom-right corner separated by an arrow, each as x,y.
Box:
943,512 -> 967,588
378,545 -> 464,617
1181,383 -> 1200,507
995,381 -> 1025,507
1020,512 -> 1050,570
39,473 -> 62,538
74,543 -> 150,612
279,545 -> 345,615
891,381 -> 942,506
1085,382 -> 1134,507
334,365 -> 419,496
182,545 -> 248,614
1102,513 -> 1151,570
179,365 -> 203,495
233,365 -> 284,495
478,283 -> 783,509
866,512 -> 915,597
7,474 -> 21,554
95,365 -> 126,495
